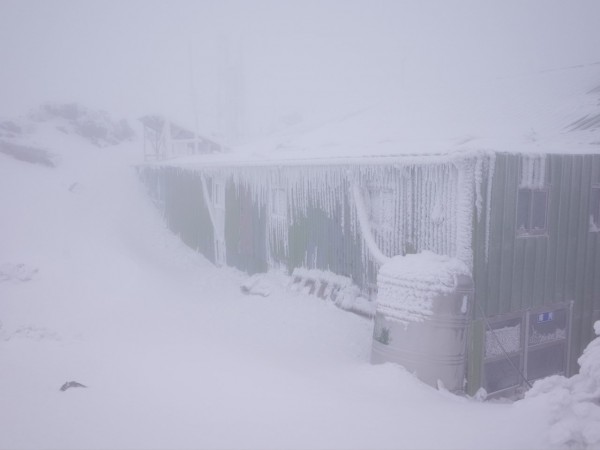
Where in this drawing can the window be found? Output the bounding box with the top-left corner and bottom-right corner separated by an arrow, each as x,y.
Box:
517,188 -> 548,236
590,185 -> 600,232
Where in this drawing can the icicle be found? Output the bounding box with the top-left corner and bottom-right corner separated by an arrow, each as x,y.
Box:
484,152 -> 496,262
538,154 -> 546,187
454,159 -> 475,270
474,156 -> 484,222
143,150 -> 487,278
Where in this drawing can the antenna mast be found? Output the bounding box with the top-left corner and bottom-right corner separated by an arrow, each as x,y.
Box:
188,42 -> 200,154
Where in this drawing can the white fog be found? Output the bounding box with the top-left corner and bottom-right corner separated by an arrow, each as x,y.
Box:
1,1 -> 600,449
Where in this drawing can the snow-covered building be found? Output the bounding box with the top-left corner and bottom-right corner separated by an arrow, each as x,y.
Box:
138,64 -> 600,398
140,115 -> 223,161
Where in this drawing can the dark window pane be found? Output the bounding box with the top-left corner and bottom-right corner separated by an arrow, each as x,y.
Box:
527,342 -> 566,382
517,189 -> 532,233
531,190 -> 548,232
484,356 -> 522,393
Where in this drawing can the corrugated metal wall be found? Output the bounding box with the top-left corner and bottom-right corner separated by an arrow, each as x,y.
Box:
139,166 -> 216,262
286,188 -> 373,290
224,182 -> 268,274
137,158 -> 472,296
472,152 -> 600,380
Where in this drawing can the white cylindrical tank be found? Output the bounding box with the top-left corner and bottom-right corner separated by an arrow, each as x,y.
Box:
371,251 -> 473,393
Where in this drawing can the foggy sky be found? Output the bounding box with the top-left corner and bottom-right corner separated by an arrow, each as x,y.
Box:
1,0 -> 599,138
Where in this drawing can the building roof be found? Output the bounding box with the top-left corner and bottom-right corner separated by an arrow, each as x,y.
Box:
139,114 -> 223,150
154,62 -> 600,168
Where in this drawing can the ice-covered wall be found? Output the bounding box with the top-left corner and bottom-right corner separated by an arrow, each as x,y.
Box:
520,154 -> 547,188
138,150 -> 494,292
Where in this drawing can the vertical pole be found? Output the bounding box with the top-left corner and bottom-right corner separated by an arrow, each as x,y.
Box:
566,300 -> 574,376
143,125 -> 147,161
188,42 -> 200,155
165,120 -> 172,159
523,310 -> 530,385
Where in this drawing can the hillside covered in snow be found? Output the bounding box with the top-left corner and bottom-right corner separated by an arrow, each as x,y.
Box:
1,105 -> 600,449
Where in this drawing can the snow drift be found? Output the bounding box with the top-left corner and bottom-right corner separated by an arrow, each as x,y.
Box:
526,321 -> 600,449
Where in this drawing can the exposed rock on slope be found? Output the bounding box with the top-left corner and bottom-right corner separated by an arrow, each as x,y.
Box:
0,103 -> 136,166
0,140 -> 56,167
28,103 -> 135,147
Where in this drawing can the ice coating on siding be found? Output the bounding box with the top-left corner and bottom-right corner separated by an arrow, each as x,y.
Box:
520,154 -> 547,188
352,182 -> 390,265
483,153 -> 495,261
141,149 -> 495,284
376,251 -> 470,325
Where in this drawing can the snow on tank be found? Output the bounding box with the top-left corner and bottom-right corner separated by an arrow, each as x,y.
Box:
376,251 -> 471,326
372,251 -> 474,392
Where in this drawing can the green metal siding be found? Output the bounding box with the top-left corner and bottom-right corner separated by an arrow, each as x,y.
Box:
473,153 -> 600,377
145,167 -> 216,263
138,159 -> 469,295
224,182 -> 268,274
286,194 -> 371,289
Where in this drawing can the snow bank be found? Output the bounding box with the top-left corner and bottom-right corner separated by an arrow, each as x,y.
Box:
525,321 -> 600,449
289,267 -> 375,317
376,251 -> 470,325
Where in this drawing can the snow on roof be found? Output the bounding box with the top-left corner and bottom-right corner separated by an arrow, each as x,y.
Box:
139,114 -> 223,150
253,63 -> 600,156
162,62 -> 600,168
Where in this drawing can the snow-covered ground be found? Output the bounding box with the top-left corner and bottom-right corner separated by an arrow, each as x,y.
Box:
1,112 -> 599,449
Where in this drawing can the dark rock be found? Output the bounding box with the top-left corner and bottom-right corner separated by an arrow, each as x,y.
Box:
0,263 -> 39,282
60,381 -> 87,391
29,103 -> 135,147
0,120 -> 22,135
0,140 -> 56,167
